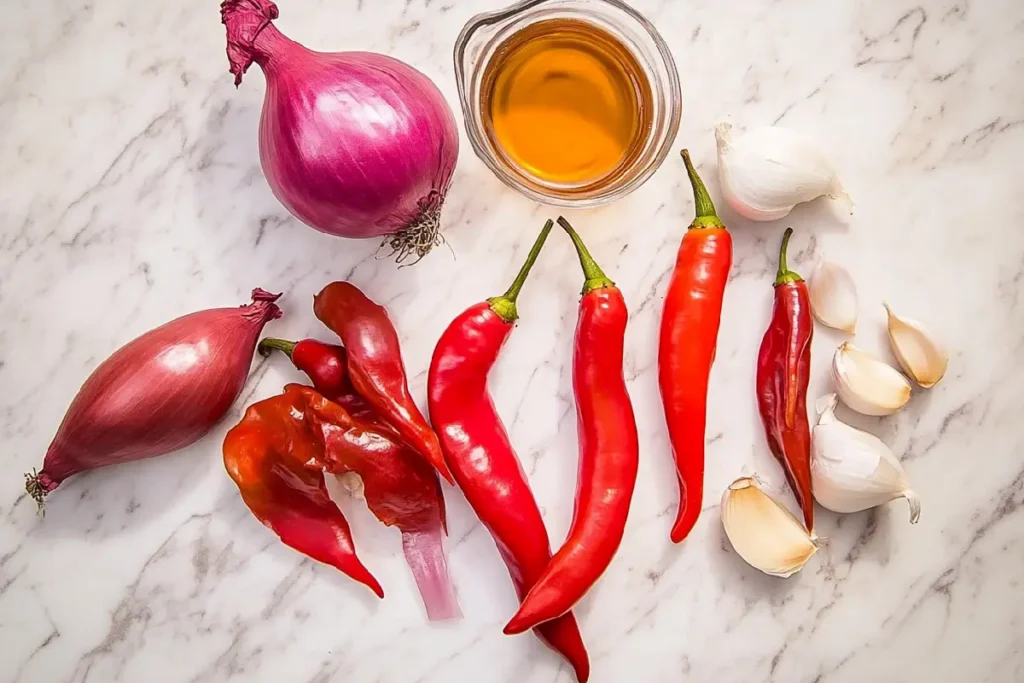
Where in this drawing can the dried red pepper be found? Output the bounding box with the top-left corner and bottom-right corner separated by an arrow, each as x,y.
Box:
428,221 -> 590,682
294,385 -> 459,620
223,390 -> 383,597
756,228 -> 814,532
505,218 -> 638,635
659,150 -> 733,543
258,337 -> 351,399
313,282 -> 453,485
224,385 -> 459,619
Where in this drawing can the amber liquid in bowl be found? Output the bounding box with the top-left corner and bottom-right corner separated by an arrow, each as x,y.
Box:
480,18 -> 654,190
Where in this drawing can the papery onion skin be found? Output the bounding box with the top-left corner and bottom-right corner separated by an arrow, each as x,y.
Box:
26,289 -> 282,507
221,0 -> 459,262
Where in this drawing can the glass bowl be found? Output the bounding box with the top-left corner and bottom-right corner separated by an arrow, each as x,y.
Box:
454,0 -> 681,208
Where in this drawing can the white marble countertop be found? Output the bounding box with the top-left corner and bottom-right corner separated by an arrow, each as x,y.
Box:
2,0 -> 1023,681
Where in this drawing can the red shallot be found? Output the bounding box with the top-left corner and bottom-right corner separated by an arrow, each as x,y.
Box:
221,0 -> 460,263
25,289 -> 283,509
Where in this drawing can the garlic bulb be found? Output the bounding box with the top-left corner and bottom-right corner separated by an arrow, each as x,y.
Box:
812,394 -> 920,523
831,343 -> 911,416
715,122 -> 853,222
884,303 -> 948,388
809,260 -> 858,333
721,477 -> 818,578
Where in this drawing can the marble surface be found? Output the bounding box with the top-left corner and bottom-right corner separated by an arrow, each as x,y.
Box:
2,0 -> 1023,681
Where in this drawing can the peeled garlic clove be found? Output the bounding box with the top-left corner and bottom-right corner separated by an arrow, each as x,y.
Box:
831,343 -> 911,416
808,260 -> 858,333
812,394 -> 921,523
715,122 -> 853,222
884,303 -> 948,388
721,477 -> 818,578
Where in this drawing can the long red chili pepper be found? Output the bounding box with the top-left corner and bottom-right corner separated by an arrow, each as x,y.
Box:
756,228 -> 814,532
504,217 -> 638,635
313,282 -> 454,485
659,150 -> 733,544
428,221 -> 590,683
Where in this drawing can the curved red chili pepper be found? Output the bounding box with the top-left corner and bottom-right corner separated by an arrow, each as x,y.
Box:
313,282 -> 454,485
258,337 -> 351,398
659,150 -> 733,544
223,392 -> 383,598
505,218 -> 639,635
756,228 -> 814,532
428,221 -> 590,683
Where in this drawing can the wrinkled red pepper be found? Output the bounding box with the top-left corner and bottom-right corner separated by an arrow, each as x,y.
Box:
756,228 -> 814,532
428,221 -> 590,682
223,390 -> 383,597
313,282 -> 453,485
296,385 -> 459,620
224,385 -> 459,618
505,218 -> 638,635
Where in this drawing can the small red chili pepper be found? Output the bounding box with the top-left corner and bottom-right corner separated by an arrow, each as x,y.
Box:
659,150 -> 733,544
756,228 -> 814,532
223,390 -> 383,598
314,282 -> 453,485
258,337 -> 351,398
428,221 -> 590,683
504,217 -> 639,636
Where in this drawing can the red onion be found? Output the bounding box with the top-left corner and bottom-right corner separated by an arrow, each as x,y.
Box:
25,289 -> 283,509
221,0 -> 460,263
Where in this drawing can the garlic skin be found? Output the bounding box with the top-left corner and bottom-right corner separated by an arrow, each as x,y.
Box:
715,122 -> 853,222
809,261 -> 858,333
721,477 -> 818,578
832,343 -> 911,416
812,394 -> 921,523
884,303 -> 948,388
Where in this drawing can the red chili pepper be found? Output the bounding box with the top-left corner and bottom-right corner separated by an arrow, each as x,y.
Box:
504,218 -> 638,635
223,390 -> 383,598
291,385 -> 460,621
428,221 -> 590,683
314,282 -> 453,485
659,150 -> 734,544
756,228 -> 814,532
258,337 -> 351,398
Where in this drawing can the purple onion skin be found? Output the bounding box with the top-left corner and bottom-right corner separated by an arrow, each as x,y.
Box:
221,0 -> 459,245
28,289 -> 282,503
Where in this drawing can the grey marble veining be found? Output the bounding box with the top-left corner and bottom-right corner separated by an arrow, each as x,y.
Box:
1,0 -> 1023,681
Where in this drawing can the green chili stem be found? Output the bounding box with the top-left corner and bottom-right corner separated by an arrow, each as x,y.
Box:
488,220 -> 554,322
258,337 -> 297,358
681,149 -> 724,229
557,217 -> 615,295
775,228 -> 803,285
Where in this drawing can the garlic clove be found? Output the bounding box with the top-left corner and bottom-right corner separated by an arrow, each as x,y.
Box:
808,260 -> 858,333
721,477 -> 818,578
831,343 -> 912,416
715,122 -> 852,223
883,303 -> 948,388
812,394 -> 921,523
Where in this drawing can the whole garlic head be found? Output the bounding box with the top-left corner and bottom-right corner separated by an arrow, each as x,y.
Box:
715,122 -> 853,222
